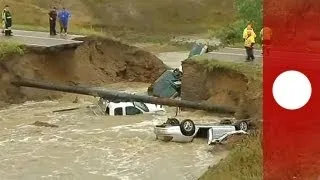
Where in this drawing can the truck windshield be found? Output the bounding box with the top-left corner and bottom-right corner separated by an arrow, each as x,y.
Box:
133,102 -> 149,112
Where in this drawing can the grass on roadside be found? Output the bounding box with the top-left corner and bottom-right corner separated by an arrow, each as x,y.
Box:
0,40 -> 24,59
195,57 -> 262,82
199,131 -> 262,180
228,42 -> 262,50
3,0 -> 235,34
194,57 -> 263,119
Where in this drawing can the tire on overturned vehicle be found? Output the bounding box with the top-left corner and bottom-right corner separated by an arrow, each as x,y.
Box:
234,120 -> 249,131
180,119 -> 196,136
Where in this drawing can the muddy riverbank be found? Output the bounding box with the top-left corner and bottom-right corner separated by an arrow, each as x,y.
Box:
181,58 -> 262,119
0,36 -> 166,108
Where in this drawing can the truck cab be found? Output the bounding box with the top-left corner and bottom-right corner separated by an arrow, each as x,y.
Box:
98,98 -> 165,116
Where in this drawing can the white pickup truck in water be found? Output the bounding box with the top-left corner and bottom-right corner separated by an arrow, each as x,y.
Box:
154,118 -> 250,145
97,97 -> 165,116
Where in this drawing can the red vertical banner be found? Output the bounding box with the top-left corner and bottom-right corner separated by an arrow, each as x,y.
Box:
264,0 -> 320,180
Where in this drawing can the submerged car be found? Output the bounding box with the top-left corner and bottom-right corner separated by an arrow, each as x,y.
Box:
97,97 -> 165,116
188,43 -> 209,58
147,43 -> 209,99
154,118 -> 250,144
147,68 -> 183,98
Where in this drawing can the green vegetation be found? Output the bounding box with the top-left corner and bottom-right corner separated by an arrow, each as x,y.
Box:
0,41 -> 24,59
5,0 -> 236,50
195,57 -> 262,82
2,0 -> 235,35
209,0 -> 262,46
1,0 -> 239,52
199,132 -> 262,180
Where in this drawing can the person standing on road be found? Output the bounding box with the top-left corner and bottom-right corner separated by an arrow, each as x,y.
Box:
1,7 -> 5,33
260,26 -> 272,55
58,7 -> 71,35
244,30 -> 255,62
2,5 -> 12,36
48,7 -> 57,36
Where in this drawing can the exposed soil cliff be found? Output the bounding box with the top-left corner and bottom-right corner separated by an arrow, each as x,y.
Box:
181,59 -> 262,119
0,36 -> 166,107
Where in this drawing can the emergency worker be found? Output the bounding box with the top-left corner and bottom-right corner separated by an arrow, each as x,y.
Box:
2,5 -> 12,36
244,30 -> 255,61
260,26 -> 272,55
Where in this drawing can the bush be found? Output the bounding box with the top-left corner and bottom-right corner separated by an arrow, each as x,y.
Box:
199,131 -> 262,180
211,0 -> 262,46
211,20 -> 247,46
0,41 -> 24,59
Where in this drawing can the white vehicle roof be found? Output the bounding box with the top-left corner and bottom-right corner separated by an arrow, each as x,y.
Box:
107,100 -> 165,112
108,101 -> 135,109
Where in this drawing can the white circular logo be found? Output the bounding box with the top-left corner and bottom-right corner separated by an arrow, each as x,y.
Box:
272,70 -> 312,110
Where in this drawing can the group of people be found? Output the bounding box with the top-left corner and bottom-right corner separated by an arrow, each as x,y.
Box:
243,23 -> 272,62
48,6 -> 71,36
1,5 -> 71,37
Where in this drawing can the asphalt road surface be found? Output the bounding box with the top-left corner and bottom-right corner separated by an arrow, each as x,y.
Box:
157,48 -> 263,69
0,30 -> 84,48
207,47 -> 262,62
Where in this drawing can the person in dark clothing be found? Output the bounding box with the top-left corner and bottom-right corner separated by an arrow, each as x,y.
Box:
48,7 -> 57,36
2,5 -> 12,36
244,30 -> 255,62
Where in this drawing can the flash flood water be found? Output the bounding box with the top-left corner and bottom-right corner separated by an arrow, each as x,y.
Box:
0,94 -> 228,180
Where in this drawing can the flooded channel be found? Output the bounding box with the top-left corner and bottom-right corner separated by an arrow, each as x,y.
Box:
0,91 -> 228,180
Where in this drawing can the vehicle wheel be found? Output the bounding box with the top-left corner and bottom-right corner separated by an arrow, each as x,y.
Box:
173,68 -> 183,79
235,121 -> 249,131
166,118 -> 180,125
180,119 -> 196,136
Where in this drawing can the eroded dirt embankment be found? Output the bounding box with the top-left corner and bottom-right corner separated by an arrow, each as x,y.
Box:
181,59 -> 262,119
0,36 -> 166,107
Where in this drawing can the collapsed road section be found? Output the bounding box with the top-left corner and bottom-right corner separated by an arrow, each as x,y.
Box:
11,78 -> 236,114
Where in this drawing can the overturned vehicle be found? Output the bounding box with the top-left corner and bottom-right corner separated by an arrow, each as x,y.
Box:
147,68 -> 183,98
154,118 -> 251,145
148,43 -> 209,99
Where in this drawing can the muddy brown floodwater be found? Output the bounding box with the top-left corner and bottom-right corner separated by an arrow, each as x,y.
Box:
0,84 -> 228,180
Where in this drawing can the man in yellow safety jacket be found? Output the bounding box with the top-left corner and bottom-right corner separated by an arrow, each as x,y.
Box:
243,24 -> 256,41
244,30 -> 255,62
260,26 -> 272,55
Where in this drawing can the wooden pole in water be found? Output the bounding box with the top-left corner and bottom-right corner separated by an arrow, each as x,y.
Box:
11,78 -> 236,114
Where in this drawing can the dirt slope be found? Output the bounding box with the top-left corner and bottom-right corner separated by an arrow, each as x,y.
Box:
0,36 -> 166,107
181,59 -> 262,119
1,0 -> 235,34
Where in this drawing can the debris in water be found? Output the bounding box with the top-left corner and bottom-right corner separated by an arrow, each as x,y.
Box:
31,121 -> 59,128
73,96 -> 79,103
52,107 -> 80,113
